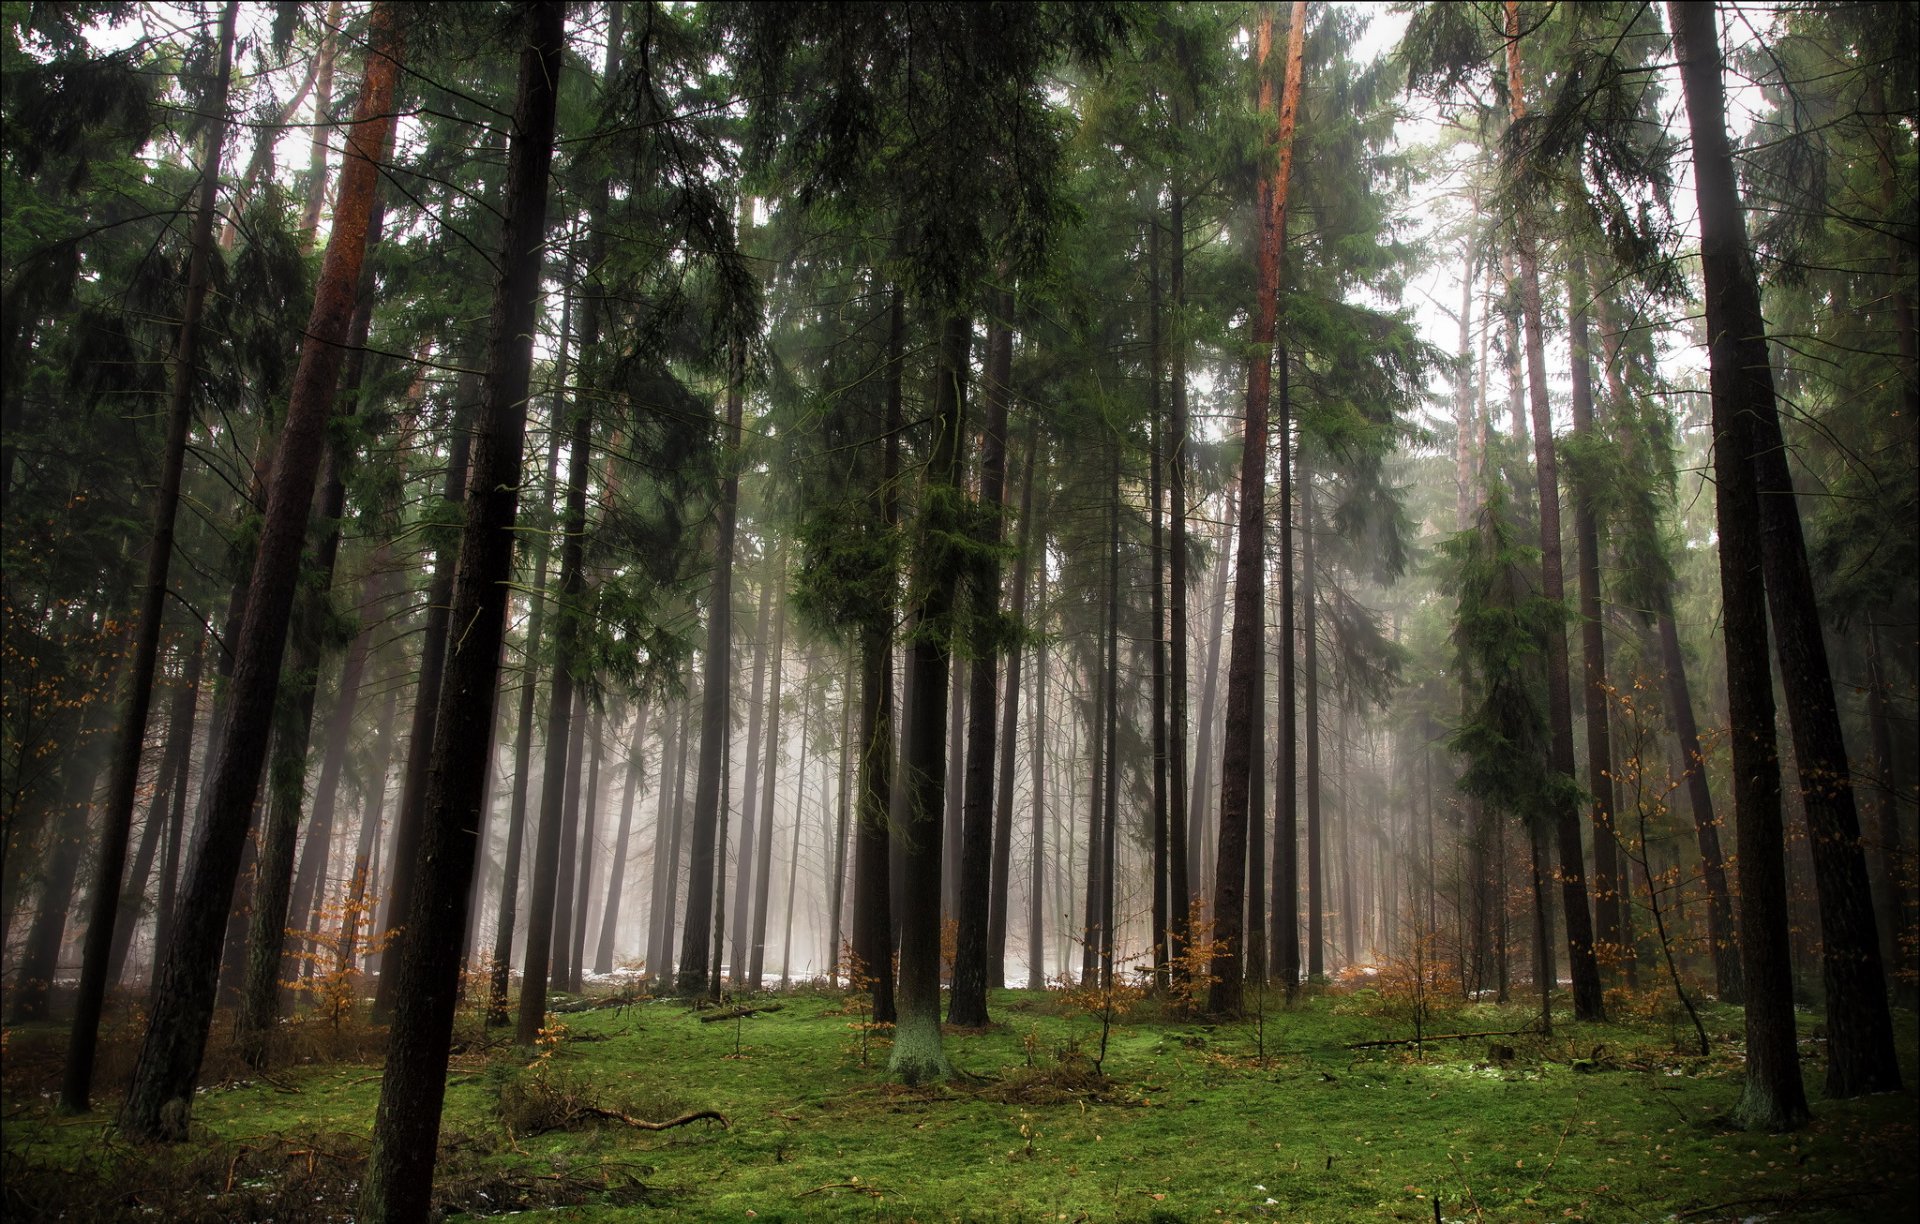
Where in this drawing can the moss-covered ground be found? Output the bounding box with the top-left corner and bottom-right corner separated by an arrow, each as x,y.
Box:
4,982 -> 1915,1221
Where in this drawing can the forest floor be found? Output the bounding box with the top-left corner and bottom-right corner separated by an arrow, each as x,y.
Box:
3,976 -> 1915,1222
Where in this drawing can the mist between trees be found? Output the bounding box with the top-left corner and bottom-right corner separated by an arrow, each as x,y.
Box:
1,0 -> 1913,1214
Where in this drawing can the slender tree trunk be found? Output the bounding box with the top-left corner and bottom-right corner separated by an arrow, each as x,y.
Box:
1506,0 -> 1605,1023
549,692 -> 587,990
749,592 -> 789,987
295,0 -> 343,247
1166,186 -> 1193,977
1273,349 -> 1299,993
60,0 -> 237,1112
1149,222 -> 1170,985
1865,625 -> 1913,1007
1567,256 -> 1623,983
369,372 -> 476,1022
1101,441 -> 1122,987
121,7 -> 404,1140
594,708 -> 646,976
1670,0 -> 1810,1131
852,285 -> 904,1021
237,167 -> 393,1066
1528,823 -> 1553,1033
360,6 -> 563,1212
489,350 -> 569,1023
149,640 -> 206,999
1083,630 -> 1107,987
710,700 -> 732,997
646,701 -> 686,981
1303,449 -> 1324,981
943,666 -> 966,927
1187,488 -> 1234,905
951,289 -> 1013,1026
730,564 -> 777,983
830,657 -> 854,980
891,312 -> 969,1084
989,422 -> 1036,988
515,228 -> 607,1033
659,693 -> 693,983
108,648 -> 199,990
338,674 -> 399,980
676,332 -> 747,997
569,706 -> 604,991
1210,1 -> 1304,1017
779,718 -> 811,986
286,568 -> 380,951
1748,142 -> 1901,1106
1027,548 -> 1051,991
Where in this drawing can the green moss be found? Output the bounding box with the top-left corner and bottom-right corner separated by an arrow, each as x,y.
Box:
5,990 -> 1915,1221
887,1007 -> 952,1086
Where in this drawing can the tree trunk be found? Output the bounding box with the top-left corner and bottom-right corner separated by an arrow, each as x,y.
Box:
1149,222 -> 1169,984
1187,486 -> 1235,905
1082,621 -> 1106,987
1102,441 -> 1123,987
1669,0 -> 1810,1131
337,674 -> 399,982
149,641 -> 206,999
286,568 -> 380,955
951,289 -> 1013,1026
359,6 -> 563,1213
659,693 -> 694,983
1302,448 -> 1324,981
549,691 -> 588,990
515,221 -> 607,1032
569,706 -> 604,991
851,285 -> 904,1021
676,332 -> 747,997
489,344 -> 569,1024
1749,160 -> 1902,1104
121,6 -> 405,1140
1593,291 -> 1740,1002
1166,185 -> 1193,977
1272,348 -> 1299,993
369,370 -> 476,1022
989,421 -> 1036,988
295,0 -> 343,247
1027,551 -> 1051,990
594,707 -> 647,976
749,589 -> 789,987
237,169 -> 393,1067
60,0 -> 237,1112
1566,255 -> 1623,983
943,672 -> 966,926
891,312 -> 969,1084
1209,1 -> 1304,1017
646,701 -> 685,981
729,563 -> 777,982
829,656 -> 854,980
109,645 -> 202,990
1506,0 -> 1605,1024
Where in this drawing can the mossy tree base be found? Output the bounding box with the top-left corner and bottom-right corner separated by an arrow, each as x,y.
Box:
888,1010 -> 951,1085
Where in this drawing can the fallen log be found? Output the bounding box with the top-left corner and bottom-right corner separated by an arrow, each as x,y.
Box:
698,1003 -> 785,1023
1344,1026 -> 1539,1050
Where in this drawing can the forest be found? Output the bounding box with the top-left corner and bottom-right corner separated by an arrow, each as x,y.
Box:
1,1 -> 1915,1220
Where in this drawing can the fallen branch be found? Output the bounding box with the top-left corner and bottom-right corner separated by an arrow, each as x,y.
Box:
798,1180 -> 882,1199
577,1106 -> 729,1132
699,1004 -> 784,1023
1344,1026 -> 1538,1050
551,994 -> 641,1014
